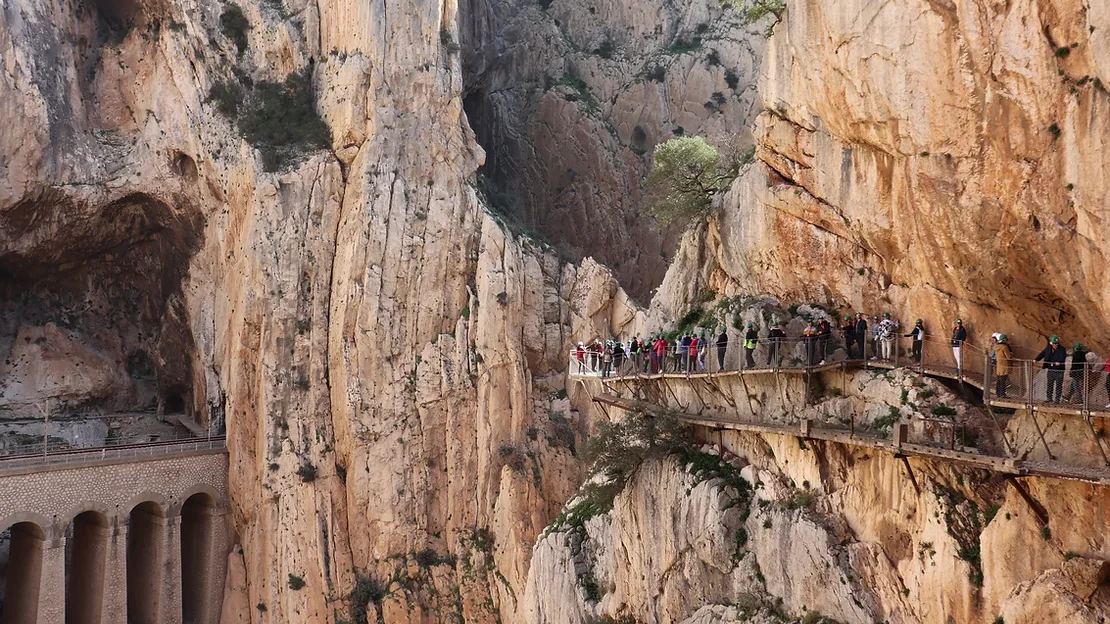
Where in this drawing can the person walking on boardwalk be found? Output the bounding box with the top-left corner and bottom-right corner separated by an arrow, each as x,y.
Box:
769,322 -> 787,367
854,313 -> 868,360
716,328 -> 729,372
612,340 -> 625,375
905,319 -> 925,362
1035,336 -> 1067,403
629,336 -> 641,374
1063,342 -> 1089,403
951,319 -> 967,374
993,334 -> 1013,398
654,335 -> 668,373
688,334 -> 700,373
841,316 -> 857,359
575,342 -> 586,374
698,333 -> 708,371
743,323 -> 759,369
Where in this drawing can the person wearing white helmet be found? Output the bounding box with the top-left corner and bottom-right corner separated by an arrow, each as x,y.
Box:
993,334 -> 1013,398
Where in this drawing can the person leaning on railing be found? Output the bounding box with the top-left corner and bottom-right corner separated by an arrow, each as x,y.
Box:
993,334 -> 1013,398
1035,336 -> 1067,403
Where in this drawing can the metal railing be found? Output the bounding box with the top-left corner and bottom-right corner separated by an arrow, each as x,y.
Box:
0,434 -> 227,470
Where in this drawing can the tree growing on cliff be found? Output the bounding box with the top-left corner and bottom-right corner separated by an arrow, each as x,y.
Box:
644,136 -> 738,226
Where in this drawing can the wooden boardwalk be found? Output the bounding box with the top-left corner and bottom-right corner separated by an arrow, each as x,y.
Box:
573,359 -> 1110,420
582,383 -> 1110,487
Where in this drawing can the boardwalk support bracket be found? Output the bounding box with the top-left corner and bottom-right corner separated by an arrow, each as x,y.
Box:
900,456 -> 920,494
1005,476 -> 1049,527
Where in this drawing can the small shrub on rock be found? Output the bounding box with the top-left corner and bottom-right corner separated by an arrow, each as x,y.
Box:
220,5 -> 250,54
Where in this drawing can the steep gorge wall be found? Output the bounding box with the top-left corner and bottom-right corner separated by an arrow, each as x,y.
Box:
458,0 -> 767,299
0,0 -> 643,620
653,0 -> 1110,357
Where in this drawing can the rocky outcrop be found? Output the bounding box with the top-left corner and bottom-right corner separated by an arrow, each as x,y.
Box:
525,370 -> 1110,623
653,0 -> 1110,356
459,0 -> 767,299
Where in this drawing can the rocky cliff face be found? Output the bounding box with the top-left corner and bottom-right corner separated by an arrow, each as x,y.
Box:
0,0 -> 643,619
458,0 -> 767,300
525,370 -> 1110,623
654,0 -> 1110,356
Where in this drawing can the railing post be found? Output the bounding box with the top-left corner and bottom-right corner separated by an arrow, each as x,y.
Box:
919,338 -> 926,374
894,336 -> 900,368
983,350 -> 992,404
1084,363 -> 1090,415
1026,361 -> 1034,409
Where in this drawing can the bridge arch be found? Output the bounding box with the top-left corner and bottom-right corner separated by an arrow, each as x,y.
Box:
0,510 -> 53,536
59,500 -> 117,529
0,521 -> 46,624
180,492 -> 217,624
65,510 -> 109,624
126,500 -> 167,624
123,491 -> 170,517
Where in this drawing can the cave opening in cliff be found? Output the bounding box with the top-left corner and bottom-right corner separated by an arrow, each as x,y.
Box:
0,522 -> 45,624
0,191 -> 204,434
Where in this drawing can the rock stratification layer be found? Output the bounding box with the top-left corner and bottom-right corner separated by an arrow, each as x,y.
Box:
654,0 -> 1110,355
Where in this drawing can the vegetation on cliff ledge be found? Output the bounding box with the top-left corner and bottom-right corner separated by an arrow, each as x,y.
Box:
207,69 -> 332,172
644,136 -> 740,226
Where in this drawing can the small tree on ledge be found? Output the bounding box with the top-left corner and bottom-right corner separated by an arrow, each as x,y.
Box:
644,136 -> 739,226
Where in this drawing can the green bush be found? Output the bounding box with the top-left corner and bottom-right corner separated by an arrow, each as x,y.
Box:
288,574 -> 306,590
349,574 -> 386,623
724,69 -> 740,90
644,136 -> 737,225
296,461 -> 317,482
207,80 -> 245,117
931,405 -> 957,417
220,5 -> 250,54
238,70 -> 332,171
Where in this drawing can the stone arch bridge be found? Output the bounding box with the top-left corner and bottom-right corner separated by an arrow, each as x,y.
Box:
0,440 -> 232,624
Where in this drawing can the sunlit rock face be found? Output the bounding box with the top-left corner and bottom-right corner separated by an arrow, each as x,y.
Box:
653,0 -> 1110,358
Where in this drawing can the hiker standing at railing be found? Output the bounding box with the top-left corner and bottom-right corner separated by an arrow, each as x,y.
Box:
804,320 -> 820,366
652,335 -> 666,373
688,334 -> 700,373
613,340 -> 625,376
951,319 -> 967,374
576,342 -> 586,374
1035,336 -> 1067,403
716,327 -> 729,372
841,316 -> 857,359
698,333 -> 708,371
602,341 -> 614,378
905,319 -> 925,362
855,313 -> 868,361
1063,342 -> 1088,403
744,323 -> 758,369
993,334 -> 1012,398
680,334 -> 692,372
817,318 -> 832,365
629,337 -> 641,374
769,322 -> 787,367
878,313 -> 898,361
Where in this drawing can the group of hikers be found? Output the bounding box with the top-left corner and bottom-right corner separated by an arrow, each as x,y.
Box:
574,312 -> 1110,407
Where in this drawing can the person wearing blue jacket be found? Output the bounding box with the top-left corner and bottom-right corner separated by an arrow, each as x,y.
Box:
1035,336 -> 1068,403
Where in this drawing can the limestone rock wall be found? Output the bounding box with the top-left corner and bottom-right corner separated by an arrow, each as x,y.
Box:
0,0 -> 643,620
458,0 -> 768,299
525,372 -> 1110,623
653,0 -> 1110,357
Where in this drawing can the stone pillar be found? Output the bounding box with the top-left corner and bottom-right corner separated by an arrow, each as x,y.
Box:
39,531 -> 66,624
160,514 -> 183,624
201,508 -> 234,624
102,518 -> 128,624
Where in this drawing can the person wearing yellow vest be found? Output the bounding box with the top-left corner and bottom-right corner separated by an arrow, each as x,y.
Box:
743,323 -> 758,369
